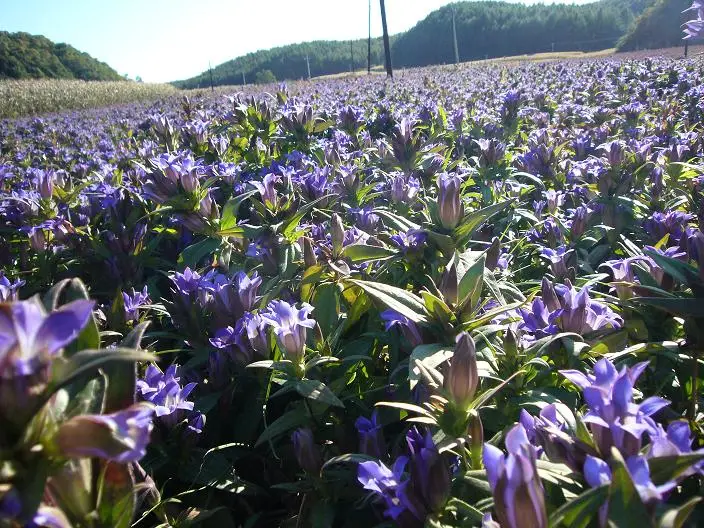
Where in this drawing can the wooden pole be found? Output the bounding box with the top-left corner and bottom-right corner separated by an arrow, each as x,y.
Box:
380,0 -> 393,78
368,0 -> 372,73
452,6 -> 459,64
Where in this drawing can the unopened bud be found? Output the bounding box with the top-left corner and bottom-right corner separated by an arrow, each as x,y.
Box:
331,214 -> 344,257
292,428 -> 323,475
303,237 -> 317,267
485,238 -> 501,271
437,173 -> 464,230
444,332 -> 478,408
439,259 -> 459,305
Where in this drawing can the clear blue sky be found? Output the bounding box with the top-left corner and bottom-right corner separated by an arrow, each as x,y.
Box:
0,0 -> 596,83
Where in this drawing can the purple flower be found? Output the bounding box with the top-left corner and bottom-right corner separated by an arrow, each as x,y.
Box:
560,358 -> 668,458
389,173 -> 420,205
643,211 -> 693,245
355,411 -> 386,459
351,207 -> 380,233
357,457 -> 409,521
0,298 -> 94,383
406,428 -> 451,514
212,270 -> 262,322
584,454 -> 676,504
539,246 -> 571,280
252,173 -> 281,209
444,332 -> 479,408
136,364 -> 196,424
437,172 -> 464,230
0,272 -> 24,302
292,428 -> 323,475
261,300 -> 316,362
482,424 -> 548,528
55,402 -> 154,463
381,309 -> 423,349
122,286 -> 150,322
390,229 -> 427,254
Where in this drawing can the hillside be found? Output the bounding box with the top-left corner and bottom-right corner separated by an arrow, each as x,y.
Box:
175,38 -> 393,89
0,32 -> 122,81
391,0 -> 653,67
177,0 -> 655,88
617,0 -> 693,51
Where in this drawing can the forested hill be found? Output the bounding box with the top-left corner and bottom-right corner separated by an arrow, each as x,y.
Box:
391,0 -> 652,68
177,0 -> 655,88
0,32 -> 122,81
617,0 -> 694,51
175,38 -> 392,89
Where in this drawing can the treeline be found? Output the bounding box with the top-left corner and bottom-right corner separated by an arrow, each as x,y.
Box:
391,0 -> 651,67
0,32 -> 123,81
178,0 -> 656,88
175,38 -> 393,89
617,0 -> 694,51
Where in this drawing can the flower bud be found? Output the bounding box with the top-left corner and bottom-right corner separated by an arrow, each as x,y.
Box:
303,237 -> 317,267
444,332 -> 478,408
292,428 -> 323,475
331,213 -> 345,257
55,403 -> 154,463
437,173 -> 464,230
439,258 -> 459,306
485,237 -> 501,271
38,170 -> 55,199
28,227 -> 47,253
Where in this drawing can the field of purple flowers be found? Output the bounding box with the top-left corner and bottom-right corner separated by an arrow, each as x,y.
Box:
2,51 -> 704,528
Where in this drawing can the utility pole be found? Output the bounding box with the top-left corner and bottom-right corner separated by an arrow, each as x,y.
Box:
452,5 -> 459,64
350,41 -> 354,73
208,61 -> 214,92
380,0 -> 393,78
368,0 -> 372,74
242,71 -> 246,86
306,54 -> 311,79
685,41 -> 689,58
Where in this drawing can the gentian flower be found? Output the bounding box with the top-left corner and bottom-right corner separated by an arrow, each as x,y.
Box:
292,428 -> 323,475
0,272 -> 24,302
357,457 -> 409,521
136,364 -> 197,426
55,402 -> 154,463
0,298 -> 94,424
355,411 -> 386,459
122,286 -> 150,322
389,173 -> 420,205
482,424 -> 548,528
443,332 -> 478,408
380,309 -> 423,349
390,229 -> 427,254
252,173 -> 281,210
437,172 -> 464,230
212,270 -> 262,322
261,300 -> 316,362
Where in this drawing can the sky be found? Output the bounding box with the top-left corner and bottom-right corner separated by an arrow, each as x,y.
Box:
0,0 -> 597,83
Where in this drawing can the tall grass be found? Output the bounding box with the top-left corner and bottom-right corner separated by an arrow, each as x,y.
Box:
0,79 -> 178,119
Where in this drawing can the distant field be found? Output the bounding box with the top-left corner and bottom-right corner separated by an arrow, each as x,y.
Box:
0,79 -> 177,119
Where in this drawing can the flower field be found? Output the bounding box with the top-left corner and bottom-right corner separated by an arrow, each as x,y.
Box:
1,53 -> 704,528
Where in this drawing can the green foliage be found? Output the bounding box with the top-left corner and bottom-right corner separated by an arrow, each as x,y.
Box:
0,31 -> 122,81
392,0 -> 652,67
617,0 -> 694,51
254,69 -> 277,84
175,37 -> 393,89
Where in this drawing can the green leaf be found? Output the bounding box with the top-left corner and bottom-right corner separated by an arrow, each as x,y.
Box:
96,462 -> 136,528
347,279 -> 428,324
103,322 -> 150,413
659,497 -> 701,528
281,195 -> 332,240
374,209 -> 420,232
408,344 -> 452,389
420,291 -> 453,326
321,453 -> 378,470
41,348 -> 155,417
301,265 -> 326,303
549,485 -> 608,528
293,379 -> 344,408
458,253 -> 486,312
454,200 -> 514,240
645,250 -> 700,289
375,401 -> 436,420
255,408 -> 308,447
312,283 -> 340,338
341,244 -> 396,263
220,190 -> 256,231
632,297 -> 704,318
607,449 -> 653,527
178,238 -> 220,268
648,453 -> 704,486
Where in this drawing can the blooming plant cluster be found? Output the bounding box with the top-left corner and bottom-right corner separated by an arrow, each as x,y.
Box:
1,51 -> 704,527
